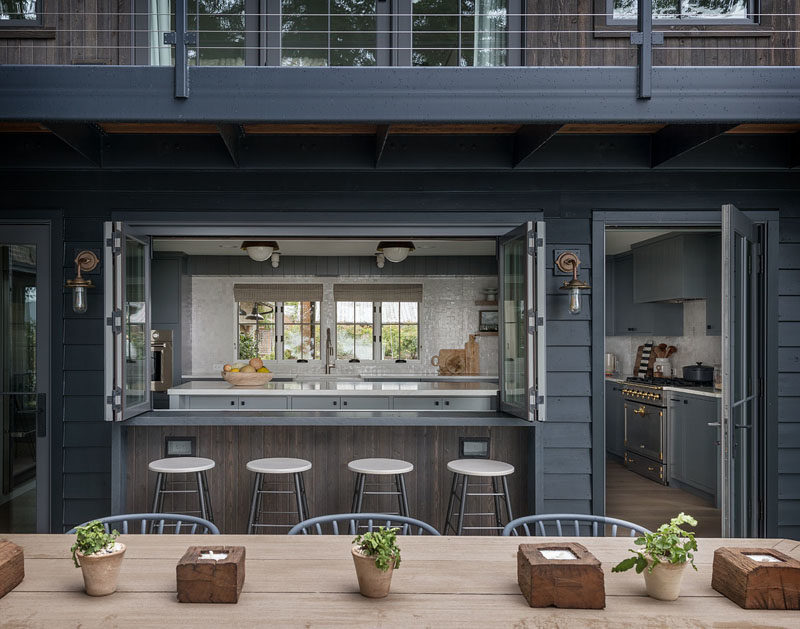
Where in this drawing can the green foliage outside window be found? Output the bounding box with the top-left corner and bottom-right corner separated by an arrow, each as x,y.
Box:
238,332 -> 258,359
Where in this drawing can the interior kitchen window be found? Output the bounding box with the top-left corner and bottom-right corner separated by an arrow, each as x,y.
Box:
610,0 -> 756,23
0,0 -> 40,24
381,301 -> 419,360
336,301 -> 374,360
237,301 -> 277,361
283,300 -> 321,360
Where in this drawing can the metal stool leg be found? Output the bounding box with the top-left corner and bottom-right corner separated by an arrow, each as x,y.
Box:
398,474 -> 410,518
501,475 -> 515,536
350,473 -> 362,513
443,472 -> 458,534
354,473 -> 366,513
247,473 -> 262,534
292,472 -> 306,522
491,477 -> 503,535
196,472 -> 208,521
151,473 -> 164,513
456,474 -> 469,535
299,472 -> 310,521
202,470 -> 214,522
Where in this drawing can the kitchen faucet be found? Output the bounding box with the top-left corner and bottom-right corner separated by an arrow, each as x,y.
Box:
325,327 -> 335,374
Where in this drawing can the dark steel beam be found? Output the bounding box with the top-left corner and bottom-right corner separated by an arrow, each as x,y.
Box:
791,132 -> 800,169
652,124 -> 737,167
217,123 -> 244,166
631,0 -> 665,99
2,66 -> 799,124
375,124 -> 391,167
513,125 -> 562,168
41,122 -> 103,166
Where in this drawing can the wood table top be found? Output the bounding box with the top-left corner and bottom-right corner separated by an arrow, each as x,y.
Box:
1,534 -> 798,628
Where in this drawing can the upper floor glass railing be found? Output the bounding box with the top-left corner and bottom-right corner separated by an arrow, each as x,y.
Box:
0,1 -> 797,67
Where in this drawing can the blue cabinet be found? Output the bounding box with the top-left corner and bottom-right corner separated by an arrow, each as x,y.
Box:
605,380 -> 625,458
633,233 -> 709,303
669,392 -> 719,504
705,234 -> 722,336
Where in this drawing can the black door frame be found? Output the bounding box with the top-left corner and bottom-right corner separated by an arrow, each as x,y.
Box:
591,209 -> 779,537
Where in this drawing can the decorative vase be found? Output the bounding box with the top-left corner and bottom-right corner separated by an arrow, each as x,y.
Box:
643,559 -> 687,601
76,543 -> 126,596
351,547 -> 395,598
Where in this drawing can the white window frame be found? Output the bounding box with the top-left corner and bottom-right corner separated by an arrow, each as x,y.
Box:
378,301 -> 420,362
235,300 -> 322,362
607,0 -> 759,25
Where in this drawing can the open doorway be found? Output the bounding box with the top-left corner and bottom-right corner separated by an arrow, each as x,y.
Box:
603,227 -> 722,537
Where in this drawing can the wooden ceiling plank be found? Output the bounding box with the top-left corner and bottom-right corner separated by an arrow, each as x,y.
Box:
243,124 -> 377,135
726,123 -> 800,135
558,124 -> 667,134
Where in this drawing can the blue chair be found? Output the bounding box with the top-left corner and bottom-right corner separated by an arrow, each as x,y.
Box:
288,513 -> 440,536
67,513 -> 220,535
502,514 -> 650,537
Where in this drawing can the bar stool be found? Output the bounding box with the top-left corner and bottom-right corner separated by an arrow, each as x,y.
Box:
149,456 -> 215,523
246,458 -> 311,534
443,459 -> 514,535
348,458 -> 413,517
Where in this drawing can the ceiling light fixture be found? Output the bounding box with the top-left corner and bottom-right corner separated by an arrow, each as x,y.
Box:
376,241 -> 415,264
555,252 -> 591,315
241,241 -> 279,262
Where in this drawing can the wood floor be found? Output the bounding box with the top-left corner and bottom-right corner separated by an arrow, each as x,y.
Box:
606,460 -> 721,537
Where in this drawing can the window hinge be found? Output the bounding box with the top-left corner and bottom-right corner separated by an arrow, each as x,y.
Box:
107,386 -> 122,413
106,308 -> 122,334
106,231 -> 122,255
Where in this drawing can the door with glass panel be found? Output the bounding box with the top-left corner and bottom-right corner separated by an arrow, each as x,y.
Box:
721,204 -> 763,537
498,221 -> 545,422
0,225 -> 50,533
105,222 -> 151,421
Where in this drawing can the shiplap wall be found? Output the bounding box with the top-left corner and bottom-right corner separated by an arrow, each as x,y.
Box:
778,218 -> 800,540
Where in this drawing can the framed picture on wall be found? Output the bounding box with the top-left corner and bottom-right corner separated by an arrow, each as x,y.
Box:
479,310 -> 498,332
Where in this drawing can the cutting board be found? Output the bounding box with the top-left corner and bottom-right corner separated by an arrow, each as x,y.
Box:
465,335 -> 479,375
634,343 -> 656,378
431,349 -> 466,376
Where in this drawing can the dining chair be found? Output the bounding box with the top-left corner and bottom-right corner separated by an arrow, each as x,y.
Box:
67,513 -> 220,535
502,514 -> 650,537
287,513 -> 440,536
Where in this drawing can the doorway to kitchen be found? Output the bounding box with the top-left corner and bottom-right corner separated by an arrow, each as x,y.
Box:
593,208 -> 775,538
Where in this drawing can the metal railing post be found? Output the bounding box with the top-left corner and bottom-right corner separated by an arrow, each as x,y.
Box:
631,0 -> 664,99
164,0 -> 196,98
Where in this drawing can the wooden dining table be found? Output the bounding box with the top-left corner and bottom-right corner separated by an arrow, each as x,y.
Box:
1,534 -> 798,627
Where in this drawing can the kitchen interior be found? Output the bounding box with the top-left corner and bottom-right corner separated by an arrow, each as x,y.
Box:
604,228 -> 722,537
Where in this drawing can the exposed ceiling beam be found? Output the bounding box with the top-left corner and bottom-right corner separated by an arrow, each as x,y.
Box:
217,123 -> 244,166
375,124 -> 391,167
41,122 -> 102,166
651,124 -> 736,167
513,125 -> 563,168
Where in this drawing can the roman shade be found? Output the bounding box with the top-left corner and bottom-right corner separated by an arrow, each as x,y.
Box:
233,283 -> 323,303
333,283 -> 423,302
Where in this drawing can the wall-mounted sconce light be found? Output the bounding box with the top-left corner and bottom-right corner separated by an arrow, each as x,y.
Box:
376,252 -> 385,269
65,250 -> 100,313
241,241 -> 280,262
555,251 -> 590,315
376,241 -> 415,264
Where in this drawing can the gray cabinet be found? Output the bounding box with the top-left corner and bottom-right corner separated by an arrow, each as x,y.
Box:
183,396 -> 238,410
605,381 -> 625,458
291,396 -> 341,410
607,253 -> 683,336
669,393 -> 719,500
239,397 -> 289,410
341,396 -> 391,410
441,397 -> 495,411
705,234 -> 722,336
633,233 -> 709,303
393,397 -> 443,411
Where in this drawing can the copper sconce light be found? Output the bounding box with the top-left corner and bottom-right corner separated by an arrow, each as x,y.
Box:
555,252 -> 591,315
65,250 -> 100,313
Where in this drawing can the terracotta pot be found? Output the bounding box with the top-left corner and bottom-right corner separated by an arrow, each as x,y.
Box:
351,547 -> 395,598
643,559 -> 687,601
76,543 -> 126,596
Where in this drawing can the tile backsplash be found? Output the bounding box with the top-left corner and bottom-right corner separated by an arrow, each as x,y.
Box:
606,300 -> 721,377
187,275 -> 498,376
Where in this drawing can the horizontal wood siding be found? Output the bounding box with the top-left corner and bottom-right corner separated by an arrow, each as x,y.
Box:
778,218 -> 800,540
123,425 -> 529,535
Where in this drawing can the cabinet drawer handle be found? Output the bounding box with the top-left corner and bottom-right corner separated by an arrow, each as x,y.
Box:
230,400 -> 235,406
640,444 -> 646,449
240,400 -> 245,406
434,401 -> 440,406
707,422 -> 721,427
332,400 -> 338,406
647,466 -> 656,472
343,400 -> 348,406
444,400 -> 450,406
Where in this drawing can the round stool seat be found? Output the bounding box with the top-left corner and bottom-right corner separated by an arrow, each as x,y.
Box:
246,457 -> 312,474
447,459 -> 514,477
148,457 -> 215,474
348,458 -> 414,475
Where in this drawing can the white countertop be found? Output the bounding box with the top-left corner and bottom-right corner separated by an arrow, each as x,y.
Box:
181,373 -> 498,382
605,376 -> 721,399
169,380 -> 499,397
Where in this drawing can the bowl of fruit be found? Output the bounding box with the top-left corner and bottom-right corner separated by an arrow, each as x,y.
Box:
222,358 -> 273,386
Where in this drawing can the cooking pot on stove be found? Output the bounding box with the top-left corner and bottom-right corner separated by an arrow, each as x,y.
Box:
682,362 -> 714,383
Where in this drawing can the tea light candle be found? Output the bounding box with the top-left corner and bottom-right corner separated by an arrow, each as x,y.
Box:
540,549 -> 578,560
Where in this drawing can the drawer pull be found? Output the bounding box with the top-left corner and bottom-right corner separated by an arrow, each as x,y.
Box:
230,400 -> 235,406
633,407 -> 646,416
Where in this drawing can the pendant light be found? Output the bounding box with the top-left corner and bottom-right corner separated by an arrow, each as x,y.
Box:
241,241 -> 279,262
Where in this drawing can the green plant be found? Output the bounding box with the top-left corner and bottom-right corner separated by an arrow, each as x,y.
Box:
612,512 -> 698,574
238,332 -> 258,359
70,521 -> 120,568
353,526 -> 401,572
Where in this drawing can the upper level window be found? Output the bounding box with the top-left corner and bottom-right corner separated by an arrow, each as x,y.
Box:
610,0 -> 755,23
0,0 -> 40,25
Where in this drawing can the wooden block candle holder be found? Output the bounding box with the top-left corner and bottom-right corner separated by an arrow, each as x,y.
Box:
517,542 -> 605,609
0,540 -> 24,599
177,546 -> 245,603
712,547 -> 800,610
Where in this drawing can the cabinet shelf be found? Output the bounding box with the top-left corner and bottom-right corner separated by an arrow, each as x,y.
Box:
474,300 -> 498,307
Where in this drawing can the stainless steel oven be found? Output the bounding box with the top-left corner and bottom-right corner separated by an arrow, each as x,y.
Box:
623,400 -> 667,484
151,329 -> 173,392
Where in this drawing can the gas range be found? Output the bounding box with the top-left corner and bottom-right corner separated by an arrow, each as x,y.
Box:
622,377 -> 705,407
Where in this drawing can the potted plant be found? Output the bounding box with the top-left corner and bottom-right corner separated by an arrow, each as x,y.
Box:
611,512 -> 698,601
70,520 -> 126,596
351,526 -> 401,598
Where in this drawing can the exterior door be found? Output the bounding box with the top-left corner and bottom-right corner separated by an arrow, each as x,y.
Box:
104,222 -> 152,421
498,221 -> 546,421
0,224 -> 50,532
721,204 -> 762,537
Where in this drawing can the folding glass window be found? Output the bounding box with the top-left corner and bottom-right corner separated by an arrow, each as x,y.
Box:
237,301 -> 278,361
381,301 -> 419,360
283,300 -> 321,360
336,301 -> 374,360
